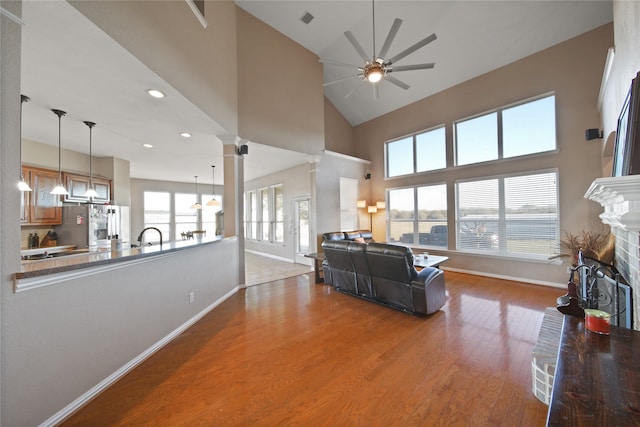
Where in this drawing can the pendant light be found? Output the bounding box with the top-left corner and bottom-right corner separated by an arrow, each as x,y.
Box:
83,121 -> 99,199
206,165 -> 221,207
50,109 -> 69,196
191,176 -> 202,209
18,95 -> 32,191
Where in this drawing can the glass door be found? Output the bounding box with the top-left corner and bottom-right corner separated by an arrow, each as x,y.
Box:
293,196 -> 311,264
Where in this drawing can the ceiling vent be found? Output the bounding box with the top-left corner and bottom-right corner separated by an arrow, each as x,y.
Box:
300,11 -> 314,25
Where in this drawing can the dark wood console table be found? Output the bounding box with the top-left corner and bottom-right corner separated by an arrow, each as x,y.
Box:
547,315 -> 640,426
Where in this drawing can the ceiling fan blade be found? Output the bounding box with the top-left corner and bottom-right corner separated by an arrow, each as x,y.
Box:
378,18 -> 403,59
345,79 -> 366,99
389,63 -> 435,72
320,59 -> 360,69
344,31 -> 370,62
385,33 -> 437,66
384,75 -> 410,90
322,75 -> 360,87
373,83 -> 379,101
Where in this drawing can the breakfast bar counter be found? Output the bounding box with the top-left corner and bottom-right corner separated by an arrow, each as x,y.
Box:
15,236 -> 224,289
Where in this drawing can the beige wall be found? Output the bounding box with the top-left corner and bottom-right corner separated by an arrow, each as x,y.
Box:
70,0 -> 238,135
354,24 -> 614,285
236,8 -> 325,154
324,96 -> 356,156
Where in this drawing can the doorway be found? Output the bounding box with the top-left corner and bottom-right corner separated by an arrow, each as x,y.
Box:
293,196 -> 311,264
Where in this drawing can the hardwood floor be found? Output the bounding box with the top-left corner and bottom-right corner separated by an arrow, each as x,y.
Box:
61,271 -> 560,426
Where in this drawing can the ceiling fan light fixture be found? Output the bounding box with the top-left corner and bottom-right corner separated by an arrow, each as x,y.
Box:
364,61 -> 384,83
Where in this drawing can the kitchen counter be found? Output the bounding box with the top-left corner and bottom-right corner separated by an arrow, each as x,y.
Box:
16,236 -> 224,281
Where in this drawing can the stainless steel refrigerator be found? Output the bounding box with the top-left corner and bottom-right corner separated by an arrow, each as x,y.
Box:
55,204 -> 130,249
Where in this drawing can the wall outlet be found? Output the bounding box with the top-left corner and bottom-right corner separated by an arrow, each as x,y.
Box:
189,291 -> 195,304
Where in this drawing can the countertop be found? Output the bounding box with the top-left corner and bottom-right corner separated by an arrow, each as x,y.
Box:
16,236 -> 224,280
546,315 -> 640,425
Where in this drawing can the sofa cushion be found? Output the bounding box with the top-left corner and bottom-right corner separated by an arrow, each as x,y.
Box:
366,243 -> 418,312
321,240 -> 357,294
348,241 -> 373,297
323,231 -> 347,241
344,231 -> 363,241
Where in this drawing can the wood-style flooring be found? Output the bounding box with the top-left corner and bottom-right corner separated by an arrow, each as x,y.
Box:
61,271 -> 560,426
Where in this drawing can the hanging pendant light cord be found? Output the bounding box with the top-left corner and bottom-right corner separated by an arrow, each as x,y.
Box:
52,109 -> 67,183
84,121 -> 96,189
20,95 -> 29,176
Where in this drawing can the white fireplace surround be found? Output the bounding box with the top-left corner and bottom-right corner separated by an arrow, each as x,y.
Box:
585,175 -> 640,232
585,175 -> 640,330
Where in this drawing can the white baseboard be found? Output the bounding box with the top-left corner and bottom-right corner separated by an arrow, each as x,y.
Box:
40,286 -> 240,427
441,266 -> 566,289
245,249 -> 293,263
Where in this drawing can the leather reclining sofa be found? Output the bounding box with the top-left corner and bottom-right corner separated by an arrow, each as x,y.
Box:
321,231 -> 446,316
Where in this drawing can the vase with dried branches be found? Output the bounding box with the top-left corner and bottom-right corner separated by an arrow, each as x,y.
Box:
549,226 -> 615,266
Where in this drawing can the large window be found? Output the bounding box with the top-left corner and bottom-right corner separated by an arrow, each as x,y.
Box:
455,95 -> 556,166
175,193 -> 198,240
388,183 -> 447,247
143,191 -> 170,243
143,190 -> 221,243
245,184 -> 284,243
386,126 -> 446,177
455,171 -> 558,257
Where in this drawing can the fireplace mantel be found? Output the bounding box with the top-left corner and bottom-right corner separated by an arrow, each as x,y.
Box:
584,175 -> 640,232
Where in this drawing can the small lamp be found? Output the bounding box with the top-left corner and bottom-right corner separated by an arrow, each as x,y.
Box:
18,95 -> 32,192
357,200 -> 367,209
83,121 -> 99,199
206,165 -> 221,207
191,176 -> 202,209
367,205 -> 378,231
50,109 -> 69,196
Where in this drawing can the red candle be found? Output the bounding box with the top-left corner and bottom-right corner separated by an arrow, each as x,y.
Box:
585,309 -> 611,335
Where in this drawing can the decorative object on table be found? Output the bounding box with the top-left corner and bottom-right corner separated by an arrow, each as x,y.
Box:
556,270 -> 585,318
549,226 -> 613,266
584,309 -> 611,335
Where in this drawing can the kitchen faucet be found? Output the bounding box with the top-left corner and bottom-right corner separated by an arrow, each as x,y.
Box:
137,227 -> 163,247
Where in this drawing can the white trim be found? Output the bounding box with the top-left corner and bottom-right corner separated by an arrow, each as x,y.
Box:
0,6 -> 26,26
440,266 -> 565,289
323,149 -> 371,164
15,251 -> 180,293
185,0 -> 207,28
598,48 -> 615,111
39,286 -> 239,427
585,175 -> 640,232
245,249 -> 293,264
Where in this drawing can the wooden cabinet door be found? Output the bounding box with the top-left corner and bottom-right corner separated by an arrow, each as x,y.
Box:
62,173 -> 112,204
63,173 -> 90,203
92,177 -> 112,203
29,168 -> 62,225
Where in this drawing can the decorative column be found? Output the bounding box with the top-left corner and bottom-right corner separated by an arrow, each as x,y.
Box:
219,134 -> 246,287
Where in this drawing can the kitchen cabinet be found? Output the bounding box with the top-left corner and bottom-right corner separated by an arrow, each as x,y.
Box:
21,166 -> 62,225
62,172 -> 111,204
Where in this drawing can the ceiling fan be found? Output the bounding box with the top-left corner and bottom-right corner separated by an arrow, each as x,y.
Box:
322,0 -> 437,100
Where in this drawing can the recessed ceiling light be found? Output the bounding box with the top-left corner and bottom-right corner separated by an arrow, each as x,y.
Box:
180,132 -> 192,138
143,143 -> 154,148
147,89 -> 165,98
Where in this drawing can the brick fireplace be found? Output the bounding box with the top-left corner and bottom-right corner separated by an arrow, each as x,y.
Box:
586,175 -> 640,330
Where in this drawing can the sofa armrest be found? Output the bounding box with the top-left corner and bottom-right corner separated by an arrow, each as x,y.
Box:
411,267 -> 446,315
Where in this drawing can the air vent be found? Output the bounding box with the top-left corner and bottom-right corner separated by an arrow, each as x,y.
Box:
300,11 -> 314,24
